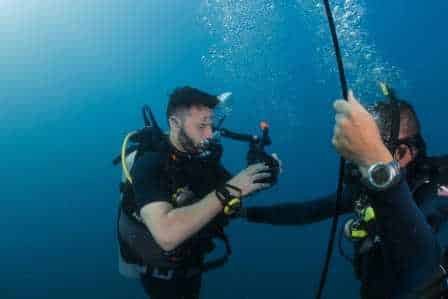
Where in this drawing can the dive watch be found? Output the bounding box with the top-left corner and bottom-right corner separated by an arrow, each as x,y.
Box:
363,160 -> 401,191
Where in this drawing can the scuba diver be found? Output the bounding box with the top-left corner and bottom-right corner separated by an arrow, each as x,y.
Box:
114,86 -> 280,299
241,86 -> 448,298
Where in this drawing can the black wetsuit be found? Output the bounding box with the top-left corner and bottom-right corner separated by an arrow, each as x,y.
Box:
245,173 -> 448,298
121,146 -> 231,299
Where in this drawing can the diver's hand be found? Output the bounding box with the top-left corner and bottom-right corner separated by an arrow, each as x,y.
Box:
332,90 -> 393,168
226,163 -> 272,198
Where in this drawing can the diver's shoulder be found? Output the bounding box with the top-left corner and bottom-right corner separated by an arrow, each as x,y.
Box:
139,150 -> 167,163
132,150 -> 166,174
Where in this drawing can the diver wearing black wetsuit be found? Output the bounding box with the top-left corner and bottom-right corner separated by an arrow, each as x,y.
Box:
242,95 -> 448,298
243,166 -> 447,298
125,146 -> 231,298
117,87 -> 276,299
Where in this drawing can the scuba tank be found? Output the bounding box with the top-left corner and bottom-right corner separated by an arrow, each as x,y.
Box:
114,106 -> 165,279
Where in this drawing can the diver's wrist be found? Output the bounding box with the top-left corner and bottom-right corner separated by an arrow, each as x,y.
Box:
359,160 -> 401,191
215,184 -> 242,216
357,145 -> 393,177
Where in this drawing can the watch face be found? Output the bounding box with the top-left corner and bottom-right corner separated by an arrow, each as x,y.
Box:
371,165 -> 390,186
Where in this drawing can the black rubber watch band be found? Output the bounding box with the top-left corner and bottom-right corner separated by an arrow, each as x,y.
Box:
215,184 -> 241,206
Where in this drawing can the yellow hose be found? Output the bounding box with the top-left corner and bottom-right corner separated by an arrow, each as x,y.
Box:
121,131 -> 138,184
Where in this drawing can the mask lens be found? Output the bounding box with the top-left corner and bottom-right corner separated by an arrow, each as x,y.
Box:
397,134 -> 426,157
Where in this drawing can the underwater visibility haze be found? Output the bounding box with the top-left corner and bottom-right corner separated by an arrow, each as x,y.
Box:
1,0 -> 448,298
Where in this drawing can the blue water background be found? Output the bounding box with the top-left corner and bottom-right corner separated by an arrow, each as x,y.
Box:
1,1 -> 447,298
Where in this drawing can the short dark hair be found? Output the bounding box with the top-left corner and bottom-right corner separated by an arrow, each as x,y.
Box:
370,99 -> 421,141
398,100 -> 421,137
166,86 -> 219,120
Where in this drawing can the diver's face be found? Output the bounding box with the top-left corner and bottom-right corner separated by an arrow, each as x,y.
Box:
172,106 -> 214,153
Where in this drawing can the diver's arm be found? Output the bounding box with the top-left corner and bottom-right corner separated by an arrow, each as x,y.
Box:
243,192 -> 353,225
131,151 -> 223,251
369,178 -> 441,297
420,193 -> 448,233
140,192 -> 224,251
140,163 -> 271,251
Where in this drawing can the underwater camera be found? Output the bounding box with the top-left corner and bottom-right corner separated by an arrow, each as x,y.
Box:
217,121 -> 280,185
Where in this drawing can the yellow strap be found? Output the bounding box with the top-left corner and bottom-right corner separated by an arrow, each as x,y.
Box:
223,198 -> 241,215
362,206 -> 376,222
351,229 -> 368,239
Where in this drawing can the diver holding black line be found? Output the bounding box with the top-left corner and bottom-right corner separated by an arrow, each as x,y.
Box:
240,86 -> 448,298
